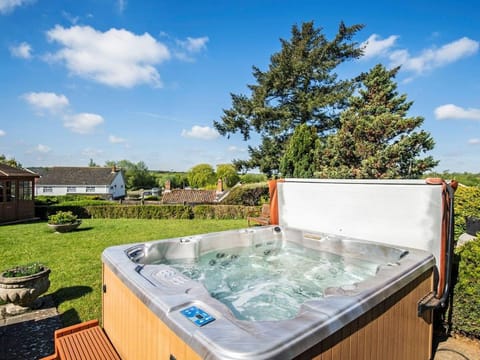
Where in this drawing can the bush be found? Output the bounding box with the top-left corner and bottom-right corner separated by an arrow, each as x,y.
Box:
46,205 -> 91,219
48,210 -> 78,224
454,186 -> 480,240
452,237 -> 480,338
221,183 -> 269,205
85,205 -> 194,219
193,205 -> 259,219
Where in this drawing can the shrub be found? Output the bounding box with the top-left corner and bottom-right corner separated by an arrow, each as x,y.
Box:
85,205 -> 194,219
454,186 -> 480,240
48,211 -> 79,224
221,183 -> 269,205
193,205 -> 259,219
46,205 -> 91,219
2,263 -> 46,278
452,237 -> 480,338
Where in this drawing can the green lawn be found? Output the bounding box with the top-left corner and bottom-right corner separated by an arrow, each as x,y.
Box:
0,218 -> 246,326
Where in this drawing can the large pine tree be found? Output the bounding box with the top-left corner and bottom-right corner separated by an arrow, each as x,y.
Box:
214,21 -> 364,176
316,64 -> 438,179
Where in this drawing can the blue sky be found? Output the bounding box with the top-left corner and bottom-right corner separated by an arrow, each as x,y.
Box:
0,0 -> 479,172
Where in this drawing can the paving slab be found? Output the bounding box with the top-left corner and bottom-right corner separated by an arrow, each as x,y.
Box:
0,296 -> 62,360
434,335 -> 480,360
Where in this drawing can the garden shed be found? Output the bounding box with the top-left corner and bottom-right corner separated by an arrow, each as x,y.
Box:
0,163 -> 38,223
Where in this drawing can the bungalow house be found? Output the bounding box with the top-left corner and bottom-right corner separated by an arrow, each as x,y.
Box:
161,179 -> 228,205
0,163 -> 39,223
30,166 -> 126,199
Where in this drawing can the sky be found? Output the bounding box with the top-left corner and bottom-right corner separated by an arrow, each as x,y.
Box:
0,0 -> 479,173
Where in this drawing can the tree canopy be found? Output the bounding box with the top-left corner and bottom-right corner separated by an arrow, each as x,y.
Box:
105,159 -> 156,190
187,163 -> 217,188
214,21 -> 364,176
316,64 -> 438,178
280,124 -> 319,178
0,154 -> 22,168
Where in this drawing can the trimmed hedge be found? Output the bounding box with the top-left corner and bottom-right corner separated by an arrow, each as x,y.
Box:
86,205 -> 193,219
36,204 -> 261,221
221,183 -> 269,205
451,185 -> 480,338
193,205 -> 259,220
454,186 -> 480,239
452,237 -> 480,337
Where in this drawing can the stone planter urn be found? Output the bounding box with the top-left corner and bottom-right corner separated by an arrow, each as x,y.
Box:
47,210 -> 82,233
0,264 -> 51,315
47,220 -> 81,233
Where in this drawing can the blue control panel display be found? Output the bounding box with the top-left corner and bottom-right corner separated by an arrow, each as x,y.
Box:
181,306 -> 215,327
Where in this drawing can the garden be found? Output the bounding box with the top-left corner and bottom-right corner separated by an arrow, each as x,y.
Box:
0,218 -> 246,325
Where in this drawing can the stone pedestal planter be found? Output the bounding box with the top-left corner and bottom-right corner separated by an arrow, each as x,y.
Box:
47,220 -> 81,233
0,266 -> 51,315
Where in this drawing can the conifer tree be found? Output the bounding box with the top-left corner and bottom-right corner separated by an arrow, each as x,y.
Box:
316,64 -> 438,178
214,21 -> 364,176
280,124 -> 319,178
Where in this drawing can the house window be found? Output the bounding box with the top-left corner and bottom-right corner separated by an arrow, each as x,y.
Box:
19,181 -> 33,200
86,186 -> 95,193
67,186 -> 76,193
43,186 -> 53,193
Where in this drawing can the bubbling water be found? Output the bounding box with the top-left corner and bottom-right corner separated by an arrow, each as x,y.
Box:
166,241 -> 379,321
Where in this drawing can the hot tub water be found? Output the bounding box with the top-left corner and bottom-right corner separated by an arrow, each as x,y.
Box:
162,241 -> 379,321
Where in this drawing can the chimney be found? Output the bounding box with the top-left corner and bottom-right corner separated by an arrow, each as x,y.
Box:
111,164 -> 117,173
216,178 -> 223,194
164,180 -> 171,193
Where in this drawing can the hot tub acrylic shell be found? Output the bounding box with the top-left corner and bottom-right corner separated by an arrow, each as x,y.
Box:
102,226 -> 435,360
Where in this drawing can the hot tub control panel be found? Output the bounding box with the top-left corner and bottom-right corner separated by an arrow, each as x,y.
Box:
181,306 -> 215,327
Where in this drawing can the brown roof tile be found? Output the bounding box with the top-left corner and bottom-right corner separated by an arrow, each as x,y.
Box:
0,164 -> 38,178
161,189 -> 217,204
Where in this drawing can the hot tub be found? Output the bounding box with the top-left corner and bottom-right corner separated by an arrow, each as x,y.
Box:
102,225 -> 435,360
102,178 -> 457,360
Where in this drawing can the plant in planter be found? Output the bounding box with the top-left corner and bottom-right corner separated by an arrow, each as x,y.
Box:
0,263 -> 51,315
47,210 -> 81,232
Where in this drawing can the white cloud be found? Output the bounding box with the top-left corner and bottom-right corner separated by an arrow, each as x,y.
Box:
361,34 -> 398,59
22,92 -> 70,113
179,36 -> 209,53
109,134 -> 126,143
468,138 -> 480,145
64,113 -> 104,134
434,104 -> 480,121
36,144 -> 51,153
0,129 -> 6,136
0,0 -> 34,14
390,37 -> 479,74
46,25 -> 170,88
10,42 -> 32,59
175,36 -> 209,61
181,125 -> 219,140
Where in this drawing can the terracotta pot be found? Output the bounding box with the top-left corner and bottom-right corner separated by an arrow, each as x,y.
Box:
47,220 -> 81,233
0,266 -> 51,313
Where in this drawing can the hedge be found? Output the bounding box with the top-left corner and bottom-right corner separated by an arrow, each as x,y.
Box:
221,183 -> 269,205
452,237 -> 480,337
451,185 -> 480,338
453,186 -> 480,239
37,204 -> 262,221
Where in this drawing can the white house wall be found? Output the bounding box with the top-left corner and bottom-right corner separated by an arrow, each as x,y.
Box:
36,185 -> 111,197
109,172 -> 126,199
